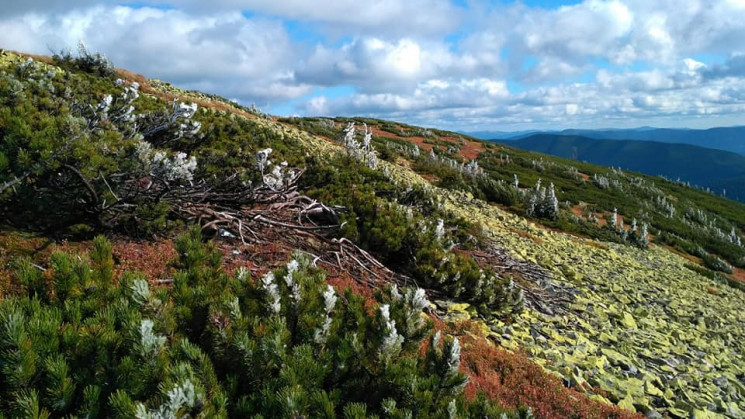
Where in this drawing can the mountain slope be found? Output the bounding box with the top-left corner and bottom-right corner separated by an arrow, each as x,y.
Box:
510,134 -> 745,201
0,49 -> 637,418
2,49 -> 745,417
321,124 -> 745,416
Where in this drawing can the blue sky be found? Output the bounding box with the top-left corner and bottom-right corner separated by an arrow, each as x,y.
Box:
2,0 -> 745,131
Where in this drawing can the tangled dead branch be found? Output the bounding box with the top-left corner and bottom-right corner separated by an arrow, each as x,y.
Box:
140,165 -> 416,291
470,245 -> 575,316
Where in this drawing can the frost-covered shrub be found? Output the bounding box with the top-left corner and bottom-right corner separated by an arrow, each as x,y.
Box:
253,148 -> 297,190
135,379 -> 202,419
136,141 -> 197,183
0,228 -> 518,418
138,319 -> 166,358
340,122 -> 378,169
53,41 -> 116,78
703,254 -> 734,274
379,304 -> 404,361
525,180 -> 559,220
151,151 -> 198,183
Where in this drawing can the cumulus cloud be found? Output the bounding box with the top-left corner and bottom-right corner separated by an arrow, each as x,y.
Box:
306,77 -> 509,116
0,6 -> 310,104
2,0 -> 745,130
309,55 -> 745,130
2,0 -> 104,17
191,0 -> 463,36
515,0 -> 633,63
296,37 -> 491,94
505,0 -> 745,82
4,0 -> 463,37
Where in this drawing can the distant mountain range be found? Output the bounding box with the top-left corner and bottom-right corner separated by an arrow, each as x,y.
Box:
466,126 -> 745,155
508,134 -> 745,202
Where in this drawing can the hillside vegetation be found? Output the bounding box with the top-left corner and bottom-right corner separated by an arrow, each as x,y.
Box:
1,49 -> 744,418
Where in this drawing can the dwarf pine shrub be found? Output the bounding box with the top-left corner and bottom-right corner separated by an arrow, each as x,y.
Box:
0,229 -> 522,418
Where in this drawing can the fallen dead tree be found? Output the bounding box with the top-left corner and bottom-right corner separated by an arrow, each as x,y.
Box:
172,181 -> 420,292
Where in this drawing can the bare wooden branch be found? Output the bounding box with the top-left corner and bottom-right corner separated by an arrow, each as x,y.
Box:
62,164 -> 99,206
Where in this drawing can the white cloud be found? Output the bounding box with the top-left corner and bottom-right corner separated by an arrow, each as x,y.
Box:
506,0 -> 745,82
1,0 -> 461,37
0,6 -> 308,104
307,77 -> 509,116
2,0 -> 103,17
309,57 -> 745,130
296,37 -> 476,94
702,54 -> 745,79
2,0 -> 745,130
164,0 -> 463,37
516,0 -> 633,60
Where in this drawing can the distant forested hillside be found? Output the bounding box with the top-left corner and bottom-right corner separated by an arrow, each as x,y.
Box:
510,134 -> 745,202
495,126 -> 745,155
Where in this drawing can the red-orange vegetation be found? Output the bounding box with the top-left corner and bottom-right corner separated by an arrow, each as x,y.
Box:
368,128 -> 487,161
508,227 -> 544,245
455,321 -> 641,419
369,126 -> 436,153
570,205 -> 585,219
419,173 -> 442,183
441,136 -> 485,160
730,268 -> 745,285
113,239 -> 176,282
326,273 -> 375,302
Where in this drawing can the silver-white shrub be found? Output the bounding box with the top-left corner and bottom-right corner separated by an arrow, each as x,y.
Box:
434,219 -> 445,243
340,122 -> 378,169
150,151 -> 198,183
314,285 -> 338,344
284,259 -> 302,304
379,304 -> 404,360
135,140 -> 198,184
254,148 -> 296,190
446,337 -> 461,376
131,279 -> 150,306
139,319 -> 166,358
135,379 -> 201,419
401,288 -> 429,335
260,272 -> 282,314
